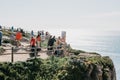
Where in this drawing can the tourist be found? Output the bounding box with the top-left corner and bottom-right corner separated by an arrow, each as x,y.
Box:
36,34 -> 41,47
31,30 -> 34,37
45,31 -> 50,40
56,36 -> 62,48
15,30 -> 22,47
0,29 -> 2,46
30,36 -> 36,57
0,25 -> 2,29
50,36 -> 56,50
30,36 -> 36,47
11,26 -> 14,32
54,36 -> 63,56
47,35 -> 52,50
10,26 -> 14,40
38,31 -> 40,35
41,30 -> 45,41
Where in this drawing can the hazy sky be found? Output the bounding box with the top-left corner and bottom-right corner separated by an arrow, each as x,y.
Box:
0,0 -> 120,31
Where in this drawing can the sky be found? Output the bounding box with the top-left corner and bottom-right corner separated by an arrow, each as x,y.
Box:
0,0 -> 120,32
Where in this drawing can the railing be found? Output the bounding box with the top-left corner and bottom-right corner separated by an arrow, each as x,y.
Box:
1,45 -> 66,63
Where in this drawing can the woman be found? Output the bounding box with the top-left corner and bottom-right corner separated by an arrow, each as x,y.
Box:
36,34 -> 41,47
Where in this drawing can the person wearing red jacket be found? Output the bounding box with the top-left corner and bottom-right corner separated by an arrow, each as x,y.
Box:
30,36 -> 36,47
30,36 -> 36,57
15,31 -> 22,47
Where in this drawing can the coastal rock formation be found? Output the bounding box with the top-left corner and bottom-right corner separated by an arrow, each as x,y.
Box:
55,55 -> 116,80
0,55 -> 116,80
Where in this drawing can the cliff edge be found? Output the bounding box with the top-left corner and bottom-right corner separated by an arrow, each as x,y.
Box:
0,54 -> 116,80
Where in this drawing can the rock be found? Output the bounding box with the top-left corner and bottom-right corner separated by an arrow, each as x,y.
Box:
57,56 -> 116,80
91,64 -> 103,80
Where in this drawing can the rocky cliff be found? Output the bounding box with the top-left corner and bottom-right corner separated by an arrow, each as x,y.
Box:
0,54 -> 116,80
59,55 -> 116,80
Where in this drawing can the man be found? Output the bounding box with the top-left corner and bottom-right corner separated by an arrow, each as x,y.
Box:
0,29 -> 2,46
49,36 -> 56,50
30,36 -> 36,47
15,30 -> 22,47
30,36 -> 36,57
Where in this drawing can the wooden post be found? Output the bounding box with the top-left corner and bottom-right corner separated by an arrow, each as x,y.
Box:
11,47 -> 14,62
35,47 -> 37,58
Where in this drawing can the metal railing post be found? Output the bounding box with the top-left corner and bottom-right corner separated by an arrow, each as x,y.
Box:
11,47 -> 14,62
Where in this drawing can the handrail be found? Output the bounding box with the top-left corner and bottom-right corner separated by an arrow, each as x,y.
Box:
0,45 -> 67,62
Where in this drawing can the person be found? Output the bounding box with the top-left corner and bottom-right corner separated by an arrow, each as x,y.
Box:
0,25 -> 2,29
11,26 -> 14,32
54,36 -> 63,56
31,30 -> 34,37
56,36 -> 62,48
45,31 -> 50,40
30,36 -> 36,47
41,30 -> 45,41
41,30 -> 44,35
36,34 -> 41,47
49,36 -> 56,50
15,30 -> 22,47
30,36 -> 36,57
47,35 -> 52,50
0,29 -> 2,46
38,31 -> 40,35
10,26 -> 14,40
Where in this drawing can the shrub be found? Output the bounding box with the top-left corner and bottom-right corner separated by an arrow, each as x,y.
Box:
0,56 -> 115,80
0,47 -> 5,54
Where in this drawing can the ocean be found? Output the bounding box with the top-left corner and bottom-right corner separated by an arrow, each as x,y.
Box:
48,28 -> 120,80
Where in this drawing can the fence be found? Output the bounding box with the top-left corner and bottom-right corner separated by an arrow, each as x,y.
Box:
1,45 -> 67,63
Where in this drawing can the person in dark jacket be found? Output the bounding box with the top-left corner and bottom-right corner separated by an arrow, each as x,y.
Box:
47,36 -> 56,51
50,36 -> 56,46
0,29 -> 2,46
47,36 -> 52,50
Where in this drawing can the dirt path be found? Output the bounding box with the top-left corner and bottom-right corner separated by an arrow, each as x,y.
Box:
0,42 -> 100,62
0,46 -> 49,62
0,51 -> 49,62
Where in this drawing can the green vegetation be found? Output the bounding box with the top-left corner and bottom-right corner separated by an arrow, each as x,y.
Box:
87,56 -> 114,69
2,39 -> 17,46
0,47 -> 5,54
2,30 -> 12,37
41,40 -> 48,48
68,48 -> 86,55
0,56 -> 115,80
